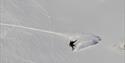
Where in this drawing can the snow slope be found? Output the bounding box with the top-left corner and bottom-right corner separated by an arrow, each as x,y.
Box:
0,0 -> 124,63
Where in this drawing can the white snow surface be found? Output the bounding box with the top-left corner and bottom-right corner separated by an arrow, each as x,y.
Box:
0,0 -> 124,63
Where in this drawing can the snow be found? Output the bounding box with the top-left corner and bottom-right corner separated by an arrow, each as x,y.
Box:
0,0 -> 124,63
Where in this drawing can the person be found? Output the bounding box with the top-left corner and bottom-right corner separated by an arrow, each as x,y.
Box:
69,40 -> 77,50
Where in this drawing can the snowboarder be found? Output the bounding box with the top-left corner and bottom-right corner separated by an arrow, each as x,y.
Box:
69,40 -> 77,50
